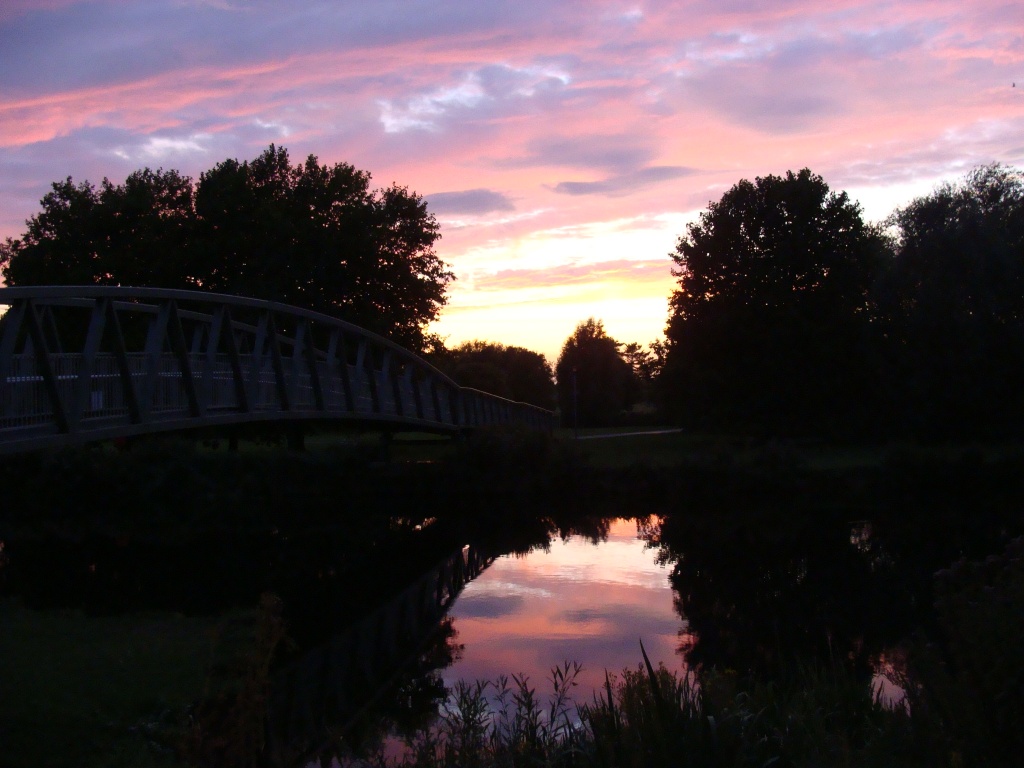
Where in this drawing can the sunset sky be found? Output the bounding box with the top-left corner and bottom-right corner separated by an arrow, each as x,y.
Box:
1,1 -> 1022,363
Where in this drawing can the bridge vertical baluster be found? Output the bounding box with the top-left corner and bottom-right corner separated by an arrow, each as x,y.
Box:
302,322 -> 325,412
355,339 -> 378,414
203,306 -> 227,410
290,320 -> 323,412
105,303 -> 142,424
222,308 -> 249,413
140,301 -> 171,418
393,362 -> 411,418
70,298 -> 111,430
453,389 -> 465,428
409,365 -> 425,420
201,307 -> 220,409
166,301 -> 203,418
326,329 -> 354,413
0,302 -> 27,412
0,301 -> 61,432
189,323 -> 205,356
37,304 -> 64,354
22,300 -> 69,433
378,349 -> 396,416
265,313 -> 290,412
370,343 -> 386,414
286,321 -> 304,409
188,321 -> 208,411
445,383 -> 458,427
417,373 -> 434,422
247,314 -> 270,410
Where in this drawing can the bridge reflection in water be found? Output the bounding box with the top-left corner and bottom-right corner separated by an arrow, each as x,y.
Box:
0,286 -> 553,454
269,545 -> 492,762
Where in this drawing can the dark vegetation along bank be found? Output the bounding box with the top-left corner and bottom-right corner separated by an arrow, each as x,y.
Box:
2,428 -> 1023,767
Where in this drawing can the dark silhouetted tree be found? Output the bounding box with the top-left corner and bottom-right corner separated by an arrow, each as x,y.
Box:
662,169 -> 889,436
432,340 -> 555,409
1,145 -> 452,351
876,164 -> 1024,438
0,169 -> 199,289
555,318 -> 637,428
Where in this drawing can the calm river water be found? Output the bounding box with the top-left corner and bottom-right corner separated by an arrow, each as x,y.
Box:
5,458 -> 1019,767
443,517 -> 682,699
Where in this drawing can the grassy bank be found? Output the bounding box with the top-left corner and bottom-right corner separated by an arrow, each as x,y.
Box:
0,599 -> 249,767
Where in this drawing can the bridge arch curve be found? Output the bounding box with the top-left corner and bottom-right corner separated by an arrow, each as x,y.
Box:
0,286 -> 553,454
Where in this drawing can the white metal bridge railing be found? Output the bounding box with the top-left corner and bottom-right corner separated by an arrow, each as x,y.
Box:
0,286 -> 553,454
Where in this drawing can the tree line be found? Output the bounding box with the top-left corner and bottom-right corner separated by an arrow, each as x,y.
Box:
538,164 -> 1024,440
660,165 -> 1024,440
3,147 -> 1022,440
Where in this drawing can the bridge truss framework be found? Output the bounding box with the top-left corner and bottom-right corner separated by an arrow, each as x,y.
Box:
0,287 -> 553,454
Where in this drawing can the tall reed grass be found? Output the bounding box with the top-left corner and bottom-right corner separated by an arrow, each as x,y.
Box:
343,643 -> 923,768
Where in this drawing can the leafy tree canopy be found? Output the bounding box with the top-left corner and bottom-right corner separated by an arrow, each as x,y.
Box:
876,163 -> 1024,438
663,169 -> 888,435
431,340 -> 555,410
881,163 -> 1024,328
0,145 -> 452,351
669,168 -> 884,326
555,318 -> 638,428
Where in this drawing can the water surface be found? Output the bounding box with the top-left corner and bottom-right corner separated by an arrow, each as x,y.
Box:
444,517 -> 682,698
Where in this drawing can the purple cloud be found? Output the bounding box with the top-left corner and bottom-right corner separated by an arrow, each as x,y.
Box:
426,188 -> 516,215
554,166 -> 698,196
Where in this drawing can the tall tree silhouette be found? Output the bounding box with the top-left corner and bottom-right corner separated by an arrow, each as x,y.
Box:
555,318 -> 636,428
662,169 -> 888,436
876,164 -> 1024,438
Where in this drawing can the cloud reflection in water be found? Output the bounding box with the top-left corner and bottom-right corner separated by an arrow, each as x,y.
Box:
445,518 -> 682,697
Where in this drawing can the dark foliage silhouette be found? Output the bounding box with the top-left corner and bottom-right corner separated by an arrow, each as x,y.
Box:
0,145 -> 452,351
661,168 -> 888,437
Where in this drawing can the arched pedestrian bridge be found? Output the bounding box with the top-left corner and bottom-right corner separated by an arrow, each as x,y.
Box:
0,286 -> 553,455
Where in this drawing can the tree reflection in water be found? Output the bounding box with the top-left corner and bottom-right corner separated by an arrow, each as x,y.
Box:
645,508 -> 914,682
643,476 -> 1022,689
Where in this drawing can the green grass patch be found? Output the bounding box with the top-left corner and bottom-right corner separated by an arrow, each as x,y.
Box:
0,598 -> 258,768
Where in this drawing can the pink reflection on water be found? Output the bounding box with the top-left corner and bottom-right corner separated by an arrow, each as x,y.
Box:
444,518 -> 685,699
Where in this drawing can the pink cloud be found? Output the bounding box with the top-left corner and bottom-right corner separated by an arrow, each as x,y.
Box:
2,0 -> 1022,351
